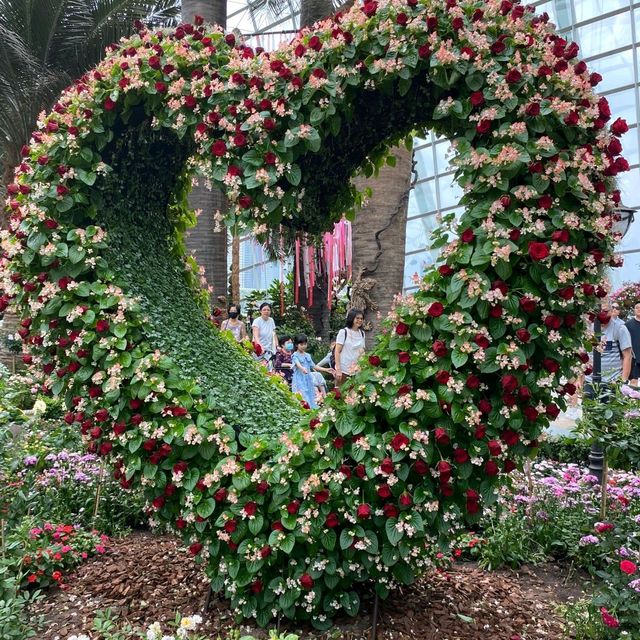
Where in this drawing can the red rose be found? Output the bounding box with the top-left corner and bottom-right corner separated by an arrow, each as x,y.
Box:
189,542 -> 203,555
438,460 -> 451,478
369,355 -> 381,366
395,322 -> 409,335
478,399 -> 492,414
399,492 -> 412,507
396,12 -> 408,25
418,44 -> 431,59
326,513 -> 339,528
314,489 -> 330,504
518,386 -> 532,402
504,459 -> 517,473
300,573 -> 314,589
357,503 -> 371,519
453,448 -> 469,464
355,464 -> 366,478
414,459 -> 429,475
361,0 -> 378,15
516,328 -> 531,342
428,302 -> 444,317
528,242 -> 549,261
474,333 -> 490,349
398,351 -> 410,363
523,406 -> 539,422
476,119 -> 491,134
239,195 -> 252,208
391,433 -> 410,452
333,437 -> 344,449
557,286 -> 575,300
287,500 -> 300,514
611,117 -> 629,136
435,370 -> 450,385
439,264 -> 454,276
485,460 -> 499,476
470,92 -> 484,107
214,488 -> 227,502
489,306 -> 503,318
460,229 -> 475,243
544,315 -> 562,330
500,429 -> 519,446
519,297 -> 537,313
488,440 -> 502,456
244,501 -> 258,516
620,560 -> 637,575
377,484 -> 392,499
474,424 -> 487,439
432,340 -> 448,357
542,358 -> 559,373
224,519 -> 237,534
397,383 -> 412,396
380,457 -> 394,474
546,403 -> 560,419
505,68 -> 522,84
525,102 -> 541,117
435,428 -> 450,445
466,374 -> 480,389
211,140 -> 227,156
383,503 -> 399,518
501,374 -> 518,392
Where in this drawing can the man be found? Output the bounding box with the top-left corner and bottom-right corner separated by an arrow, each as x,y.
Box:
625,302 -> 640,385
585,301 -> 633,397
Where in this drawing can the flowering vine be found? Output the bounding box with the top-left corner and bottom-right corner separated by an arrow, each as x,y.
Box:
0,0 -> 628,629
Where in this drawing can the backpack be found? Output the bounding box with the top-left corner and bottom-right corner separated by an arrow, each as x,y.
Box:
330,328 -> 365,369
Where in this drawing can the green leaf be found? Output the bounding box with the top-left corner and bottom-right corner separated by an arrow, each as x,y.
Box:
197,498 -> 215,519
451,350 -> 468,368
286,164 -> 301,186
249,515 -> 264,535
385,518 -> 403,546
320,529 -> 336,551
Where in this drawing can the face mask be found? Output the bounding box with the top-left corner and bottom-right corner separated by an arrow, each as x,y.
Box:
229,311 -> 239,319
285,343 -> 293,351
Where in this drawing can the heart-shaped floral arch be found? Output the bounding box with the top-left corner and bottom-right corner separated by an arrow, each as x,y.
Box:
1,0 -> 628,629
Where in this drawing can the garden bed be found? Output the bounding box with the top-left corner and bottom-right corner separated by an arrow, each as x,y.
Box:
32,531 -> 585,639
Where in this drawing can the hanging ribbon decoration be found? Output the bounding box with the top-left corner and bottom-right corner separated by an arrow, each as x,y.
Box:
293,219 -> 352,310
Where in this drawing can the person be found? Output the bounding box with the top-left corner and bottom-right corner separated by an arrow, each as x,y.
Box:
220,304 -> 247,342
251,302 -> 277,360
334,308 -> 366,386
291,334 -> 332,409
625,302 -> 640,385
585,300 -> 633,397
274,335 -> 294,386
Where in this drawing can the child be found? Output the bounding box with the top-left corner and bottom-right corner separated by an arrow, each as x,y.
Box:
291,334 -> 332,409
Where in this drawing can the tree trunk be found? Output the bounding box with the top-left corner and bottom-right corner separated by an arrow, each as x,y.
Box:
351,147 -> 412,348
300,0 -> 335,27
231,234 -> 240,303
182,0 -> 228,301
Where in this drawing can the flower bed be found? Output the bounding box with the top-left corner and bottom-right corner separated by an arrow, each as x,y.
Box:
0,0 -> 628,629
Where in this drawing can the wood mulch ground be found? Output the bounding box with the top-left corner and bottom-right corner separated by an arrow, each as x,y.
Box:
32,531 -> 587,640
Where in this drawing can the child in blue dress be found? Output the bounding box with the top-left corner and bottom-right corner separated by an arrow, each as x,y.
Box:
291,334 -> 332,409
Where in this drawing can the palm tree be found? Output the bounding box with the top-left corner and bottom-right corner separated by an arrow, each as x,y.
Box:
181,0 -> 229,303
0,0 -> 181,186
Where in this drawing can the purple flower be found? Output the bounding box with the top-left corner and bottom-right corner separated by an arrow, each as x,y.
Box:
23,455 -> 38,466
579,535 -> 599,545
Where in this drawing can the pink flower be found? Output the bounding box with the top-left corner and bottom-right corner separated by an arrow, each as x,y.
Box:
600,607 -> 619,628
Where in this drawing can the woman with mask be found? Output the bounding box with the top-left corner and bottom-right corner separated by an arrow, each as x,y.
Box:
274,335 -> 294,386
220,304 -> 247,342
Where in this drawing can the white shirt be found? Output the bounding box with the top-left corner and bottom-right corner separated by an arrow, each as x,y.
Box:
252,316 -> 276,352
336,327 -> 365,374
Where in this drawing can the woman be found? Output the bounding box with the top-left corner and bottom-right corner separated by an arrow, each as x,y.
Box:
274,335 -> 294,386
334,308 -> 366,386
252,302 -> 277,359
220,304 -> 247,343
